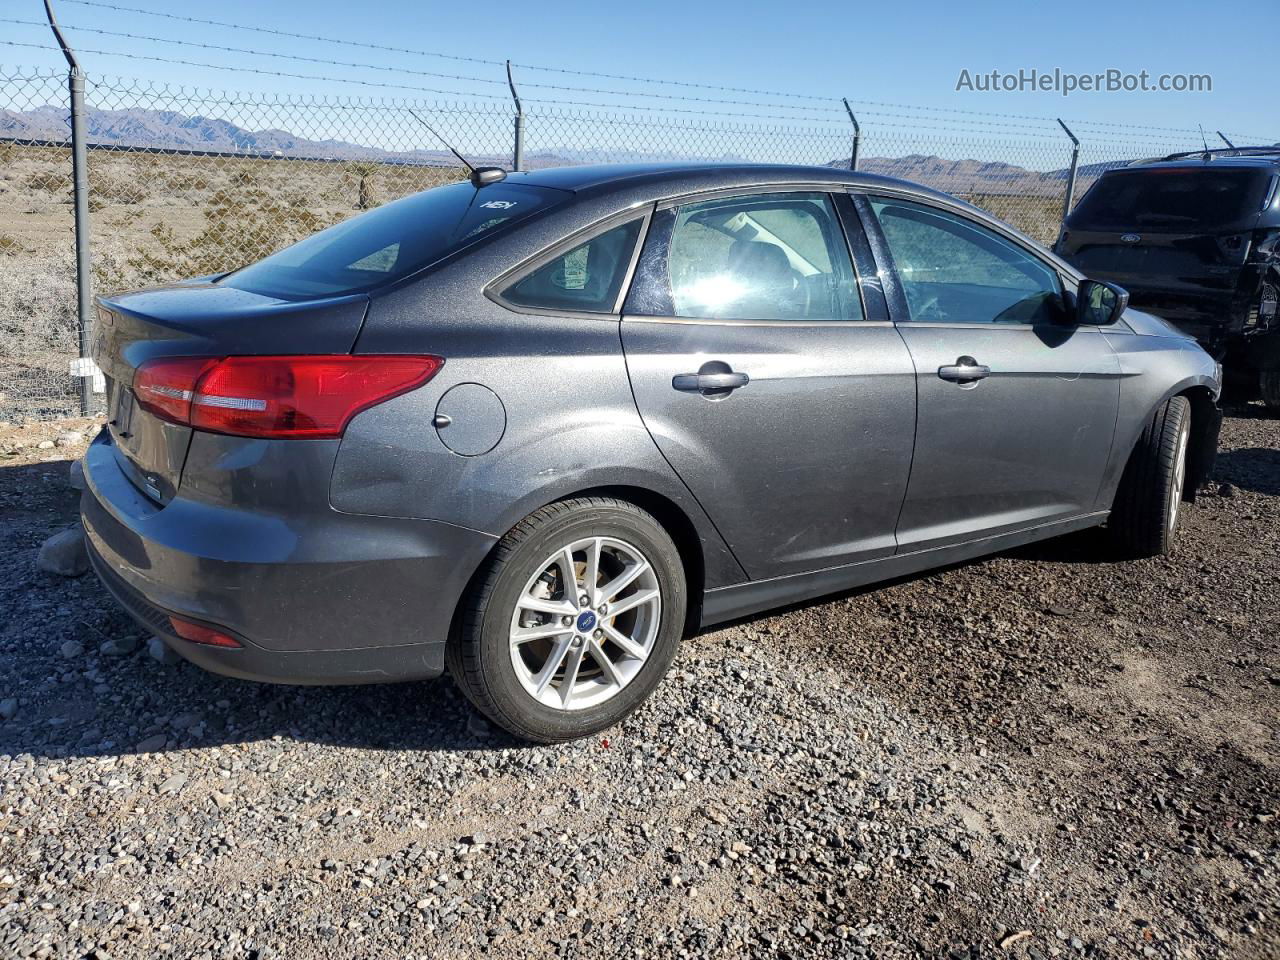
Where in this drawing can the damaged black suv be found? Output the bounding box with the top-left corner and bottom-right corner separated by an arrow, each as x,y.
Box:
1055,148 -> 1280,409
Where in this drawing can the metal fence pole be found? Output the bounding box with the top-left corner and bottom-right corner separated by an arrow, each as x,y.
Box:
842,98 -> 861,171
506,60 -> 524,172
45,0 -> 92,415
1057,118 -> 1080,232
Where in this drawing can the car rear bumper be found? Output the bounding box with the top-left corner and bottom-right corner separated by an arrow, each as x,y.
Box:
80,430 -> 497,685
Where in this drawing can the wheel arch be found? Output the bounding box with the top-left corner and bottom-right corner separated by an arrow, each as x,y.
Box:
1179,384 -> 1222,500
445,485 -> 710,650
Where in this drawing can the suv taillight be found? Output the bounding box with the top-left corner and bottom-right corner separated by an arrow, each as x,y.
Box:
134,355 -> 443,439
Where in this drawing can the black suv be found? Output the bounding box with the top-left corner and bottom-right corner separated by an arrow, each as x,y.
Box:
1055,147 -> 1280,408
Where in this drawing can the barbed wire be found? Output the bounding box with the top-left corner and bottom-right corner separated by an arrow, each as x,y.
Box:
53,0 -> 1277,142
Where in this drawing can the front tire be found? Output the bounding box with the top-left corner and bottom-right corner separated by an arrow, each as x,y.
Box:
1109,395 -> 1191,558
448,497 -> 687,743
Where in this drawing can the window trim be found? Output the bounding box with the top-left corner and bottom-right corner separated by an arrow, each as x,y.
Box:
627,187 -> 872,326
854,189 -> 1080,330
485,205 -> 654,319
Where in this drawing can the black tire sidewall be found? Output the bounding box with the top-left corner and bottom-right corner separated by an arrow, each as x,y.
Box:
472,504 -> 686,742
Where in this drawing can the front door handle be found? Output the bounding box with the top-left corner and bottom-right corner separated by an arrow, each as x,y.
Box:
672,366 -> 750,396
937,356 -> 990,383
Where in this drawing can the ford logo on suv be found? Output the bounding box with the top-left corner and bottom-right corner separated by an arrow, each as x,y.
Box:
1121,233 -> 1142,244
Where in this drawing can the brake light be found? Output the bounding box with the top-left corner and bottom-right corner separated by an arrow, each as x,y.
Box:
168,616 -> 242,648
134,355 -> 443,439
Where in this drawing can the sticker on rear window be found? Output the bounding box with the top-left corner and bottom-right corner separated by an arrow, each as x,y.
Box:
480,200 -> 518,209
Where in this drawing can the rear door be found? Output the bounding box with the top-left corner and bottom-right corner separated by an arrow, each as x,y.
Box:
620,189 -> 917,580
858,193 -> 1121,552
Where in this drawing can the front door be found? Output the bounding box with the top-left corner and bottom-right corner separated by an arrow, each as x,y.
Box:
621,190 -> 917,580
860,194 -> 1122,552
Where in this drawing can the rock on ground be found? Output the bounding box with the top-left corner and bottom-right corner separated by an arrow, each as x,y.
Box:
36,524 -> 88,577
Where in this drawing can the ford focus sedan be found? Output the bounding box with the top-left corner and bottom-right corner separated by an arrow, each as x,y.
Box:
82,163 -> 1222,742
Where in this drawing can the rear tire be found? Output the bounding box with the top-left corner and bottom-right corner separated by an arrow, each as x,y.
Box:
447,497 -> 686,743
1260,370 -> 1280,412
1109,395 -> 1191,558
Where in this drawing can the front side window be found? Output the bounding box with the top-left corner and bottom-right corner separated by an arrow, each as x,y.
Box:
868,198 -> 1064,325
502,218 -> 643,313
660,192 -> 861,321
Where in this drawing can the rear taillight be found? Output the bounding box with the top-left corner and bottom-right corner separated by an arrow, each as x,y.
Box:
134,355 -> 443,439
168,616 -> 242,648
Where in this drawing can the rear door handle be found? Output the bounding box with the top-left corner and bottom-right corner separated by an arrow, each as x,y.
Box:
672,369 -> 750,395
937,356 -> 990,383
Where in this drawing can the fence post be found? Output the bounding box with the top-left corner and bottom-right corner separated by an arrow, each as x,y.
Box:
44,0 -> 93,415
842,98 -> 860,171
506,60 -> 524,172
1056,118 -> 1080,232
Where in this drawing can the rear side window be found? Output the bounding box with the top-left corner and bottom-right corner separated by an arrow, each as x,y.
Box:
1070,168 -> 1272,231
222,182 -> 568,299
635,192 -> 861,321
502,219 -> 643,313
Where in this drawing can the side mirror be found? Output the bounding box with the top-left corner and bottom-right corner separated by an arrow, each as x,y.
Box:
1075,279 -> 1128,326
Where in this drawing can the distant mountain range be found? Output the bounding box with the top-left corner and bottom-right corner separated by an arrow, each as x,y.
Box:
1,103 -> 1123,195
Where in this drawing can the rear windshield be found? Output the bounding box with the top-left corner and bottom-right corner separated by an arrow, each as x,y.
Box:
221,181 -> 568,298
1070,167 -> 1272,231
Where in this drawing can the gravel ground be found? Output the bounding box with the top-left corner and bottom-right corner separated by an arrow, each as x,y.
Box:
0,411 -> 1276,960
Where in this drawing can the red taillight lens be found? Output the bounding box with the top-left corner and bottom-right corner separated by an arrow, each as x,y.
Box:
134,356 -> 218,424
134,355 -> 443,439
168,616 -> 242,648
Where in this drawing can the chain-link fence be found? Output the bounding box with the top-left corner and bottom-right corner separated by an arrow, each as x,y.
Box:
0,64 -> 1248,422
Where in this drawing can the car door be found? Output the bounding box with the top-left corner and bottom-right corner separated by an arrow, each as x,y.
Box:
857,193 -> 1122,552
620,188 -> 917,580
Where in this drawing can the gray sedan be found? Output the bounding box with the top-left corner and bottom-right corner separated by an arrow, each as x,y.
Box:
81,163 -> 1222,742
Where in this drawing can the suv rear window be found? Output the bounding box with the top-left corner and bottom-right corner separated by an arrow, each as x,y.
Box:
1070,167 -> 1272,231
222,181 -> 568,298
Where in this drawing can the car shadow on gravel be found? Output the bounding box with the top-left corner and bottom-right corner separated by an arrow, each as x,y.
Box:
1213,447 -> 1280,495
0,660 -> 530,762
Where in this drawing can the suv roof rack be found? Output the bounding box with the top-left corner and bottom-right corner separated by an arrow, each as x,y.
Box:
1129,145 -> 1280,166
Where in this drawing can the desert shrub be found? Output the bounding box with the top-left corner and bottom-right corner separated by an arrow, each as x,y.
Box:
0,234 -> 26,256
126,187 -> 332,285
25,171 -> 71,194
91,174 -> 147,205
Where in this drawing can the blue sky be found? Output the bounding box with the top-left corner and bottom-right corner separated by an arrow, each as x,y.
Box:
4,0 -> 1275,147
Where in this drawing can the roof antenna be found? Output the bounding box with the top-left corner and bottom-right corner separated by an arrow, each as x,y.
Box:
1198,124 -> 1211,159
1216,130 -> 1236,150
407,109 -> 506,187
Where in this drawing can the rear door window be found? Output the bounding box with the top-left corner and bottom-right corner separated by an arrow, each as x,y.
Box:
1070,168 -> 1272,231
502,219 -> 644,313
222,181 -> 569,298
634,191 -> 862,321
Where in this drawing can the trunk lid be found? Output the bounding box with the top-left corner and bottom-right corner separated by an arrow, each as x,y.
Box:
94,281 -> 369,502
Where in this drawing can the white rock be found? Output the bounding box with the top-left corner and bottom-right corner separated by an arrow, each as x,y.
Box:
59,640 -> 85,659
55,431 -> 83,448
37,440 -> 55,450
69,459 -> 85,491
37,525 -> 89,577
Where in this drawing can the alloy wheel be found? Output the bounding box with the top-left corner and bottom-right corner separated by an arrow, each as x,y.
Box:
508,536 -> 661,711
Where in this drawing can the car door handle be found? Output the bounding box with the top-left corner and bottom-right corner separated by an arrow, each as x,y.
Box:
937,356 -> 990,383
672,370 -> 750,394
